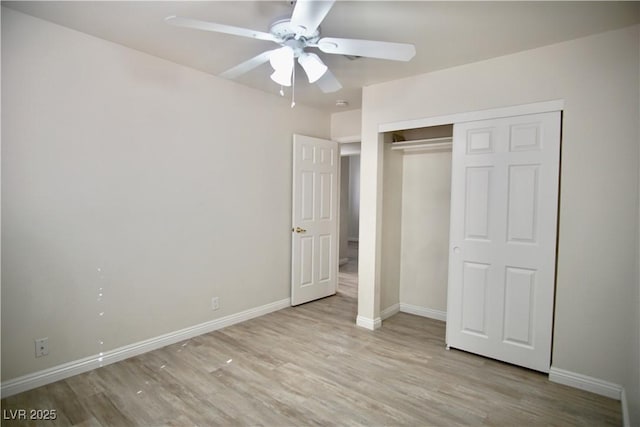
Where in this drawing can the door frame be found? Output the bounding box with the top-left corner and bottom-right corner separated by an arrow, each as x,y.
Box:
339,145 -> 361,269
379,100 -> 565,133
357,99 -> 564,331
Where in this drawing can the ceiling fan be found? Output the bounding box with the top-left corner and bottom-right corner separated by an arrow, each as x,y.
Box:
165,0 -> 416,95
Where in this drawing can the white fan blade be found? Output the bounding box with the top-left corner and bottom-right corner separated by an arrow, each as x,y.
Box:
165,16 -> 279,43
290,0 -> 335,38
315,69 -> 342,93
317,37 -> 416,61
220,50 -> 277,80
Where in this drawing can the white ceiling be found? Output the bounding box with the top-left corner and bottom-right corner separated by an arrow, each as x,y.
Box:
4,1 -> 640,113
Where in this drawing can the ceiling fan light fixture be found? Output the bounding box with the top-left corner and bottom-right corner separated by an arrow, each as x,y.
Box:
168,0 -> 416,97
269,46 -> 295,86
271,68 -> 293,86
298,52 -> 328,83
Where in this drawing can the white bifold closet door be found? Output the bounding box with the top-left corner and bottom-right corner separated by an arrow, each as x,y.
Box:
446,111 -> 561,373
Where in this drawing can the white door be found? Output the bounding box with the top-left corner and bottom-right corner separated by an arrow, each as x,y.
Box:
291,134 -> 339,306
446,111 -> 561,373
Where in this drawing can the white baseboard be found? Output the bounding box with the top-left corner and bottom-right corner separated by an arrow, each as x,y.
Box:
356,303 -> 447,330
381,303 -> 400,320
400,303 -> 447,321
548,367 -> 623,400
1,298 -> 291,399
548,367 -> 629,426
356,315 -> 382,330
621,388 -> 630,427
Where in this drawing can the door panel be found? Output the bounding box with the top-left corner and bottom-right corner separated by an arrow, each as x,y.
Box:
319,173 -> 333,220
464,167 -> 492,240
319,234 -> 332,281
446,111 -> 560,373
503,267 -> 536,347
291,134 -> 338,306
466,128 -> 495,154
461,262 -> 490,337
301,172 -> 315,221
507,165 -> 539,243
300,236 -> 314,286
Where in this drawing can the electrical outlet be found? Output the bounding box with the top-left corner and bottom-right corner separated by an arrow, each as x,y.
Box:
35,338 -> 49,358
211,297 -> 220,311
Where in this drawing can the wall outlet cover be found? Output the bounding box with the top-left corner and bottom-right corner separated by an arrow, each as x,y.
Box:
35,338 -> 49,358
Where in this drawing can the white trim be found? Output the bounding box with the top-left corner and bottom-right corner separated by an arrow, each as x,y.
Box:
548,367 -> 623,400
381,303 -> 400,320
400,303 -> 447,322
381,303 -> 447,322
339,141 -> 361,157
335,135 -> 361,144
379,99 -> 565,133
356,315 -> 382,330
621,388 -> 630,427
1,298 -> 291,398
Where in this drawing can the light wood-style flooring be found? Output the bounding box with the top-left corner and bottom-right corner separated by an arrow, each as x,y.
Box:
1,257 -> 621,426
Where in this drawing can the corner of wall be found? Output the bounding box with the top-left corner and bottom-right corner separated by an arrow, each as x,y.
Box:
632,23 -> 640,427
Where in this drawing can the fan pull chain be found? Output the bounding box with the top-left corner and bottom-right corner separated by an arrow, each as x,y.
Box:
291,64 -> 296,108
279,86 -> 284,97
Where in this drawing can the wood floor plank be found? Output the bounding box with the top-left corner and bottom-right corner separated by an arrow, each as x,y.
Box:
1,258 -> 621,426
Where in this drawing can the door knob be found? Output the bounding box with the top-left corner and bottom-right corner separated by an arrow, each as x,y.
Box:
292,227 -> 307,233
453,246 -> 461,254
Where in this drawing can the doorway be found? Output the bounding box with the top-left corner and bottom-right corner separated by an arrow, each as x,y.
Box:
380,125 -> 453,320
339,143 -> 360,299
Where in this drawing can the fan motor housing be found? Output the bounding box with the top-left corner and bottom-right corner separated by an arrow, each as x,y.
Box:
270,18 -> 320,47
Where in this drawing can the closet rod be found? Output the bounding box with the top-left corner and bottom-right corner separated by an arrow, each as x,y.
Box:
390,137 -> 453,152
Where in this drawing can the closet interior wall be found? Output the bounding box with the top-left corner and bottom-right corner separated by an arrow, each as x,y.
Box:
380,125 -> 453,318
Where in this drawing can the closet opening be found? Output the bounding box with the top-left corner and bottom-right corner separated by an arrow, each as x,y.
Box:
379,124 -> 453,322
359,102 -> 563,369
